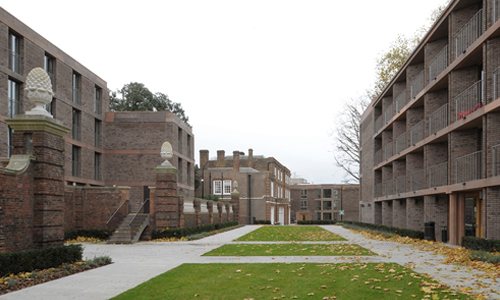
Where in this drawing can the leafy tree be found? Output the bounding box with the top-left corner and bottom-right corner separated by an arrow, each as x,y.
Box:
110,82 -> 190,126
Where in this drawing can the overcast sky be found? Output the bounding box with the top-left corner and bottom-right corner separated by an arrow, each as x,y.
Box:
1,0 -> 450,183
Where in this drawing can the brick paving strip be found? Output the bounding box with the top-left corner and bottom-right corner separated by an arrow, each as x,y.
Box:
1,225 -> 499,300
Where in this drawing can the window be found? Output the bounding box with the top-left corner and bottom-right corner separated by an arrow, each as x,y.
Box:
333,189 -> 339,198
45,98 -> 53,115
316,189 -> 321,199
323,189 -> 332,198
72,109 -> 80,140
224,180 -> 231,194
187,162 -> 192,186
271,181 -> 274,197
178,128 -> 182,154
72,146 -> 80,177
300,189 -> 307,198
8,79 -> 20,118
316,201 -> 322,210
300,200 -> 307,210
316,212 -> 322,220
94,86 -> 101,114
323,213 -> 332,220
72,72 -> 81,104
94,152 -> 101,180
214,180 -> 222,194
44,54 -> 55,86
213,180 -> 231,195
8,32 -> 21,73
178,158 -> 183,183
333,200 -> 339,210
95,120 -> 101,147
323,201 -> 332,210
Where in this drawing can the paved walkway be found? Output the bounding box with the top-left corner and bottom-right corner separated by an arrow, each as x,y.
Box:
1,225 -> 499,299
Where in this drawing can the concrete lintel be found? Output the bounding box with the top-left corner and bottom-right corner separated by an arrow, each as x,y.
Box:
6,115 -> 70,137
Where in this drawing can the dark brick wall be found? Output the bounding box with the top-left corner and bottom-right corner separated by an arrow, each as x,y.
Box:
486,186 -> 500,239
406,197 -> 424,231
382,201 -> 393,226
424,194 -> 449,242
393,199 -> 406,227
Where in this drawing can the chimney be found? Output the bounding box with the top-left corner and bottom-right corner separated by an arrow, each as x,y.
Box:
233,150 -> 240,172
217,150 -> 225,167
200,150 -> 209,169
248,148 -> 253,168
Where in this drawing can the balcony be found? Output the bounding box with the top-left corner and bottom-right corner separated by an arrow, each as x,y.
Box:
409,121 -> 424,145
410,169 -> 424,191
492,144 -> 500,177
385,103 -> 393,124
383,179 -> 393,196
455,80 -> 483,121
455,9 -> 483,58
384,142 -> 393,161
375,115 -> 383,133
375,183 -> 382,197
429,45 -> 448,81
410,70 -> 425,99
396,132 -> 406,153
428,162 -> 448,188
395,175 -> 406,194
375,149 -> 383,165
455,150 -> 482,183
428,103 -> 448,135
494,67 -> 500,100
395,90 -> 406,113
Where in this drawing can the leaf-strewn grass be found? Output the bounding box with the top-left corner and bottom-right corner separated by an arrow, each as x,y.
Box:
235,226 -> 346,242
204,243 -> 375,256
112,263 -> 472,300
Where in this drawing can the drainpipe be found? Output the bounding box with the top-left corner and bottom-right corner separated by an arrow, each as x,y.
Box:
248,174 -> 252,224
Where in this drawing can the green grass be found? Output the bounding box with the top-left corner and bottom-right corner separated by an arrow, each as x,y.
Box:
235,226 -> 346,242
203,243 -> 375,256
112,263 -> 472,300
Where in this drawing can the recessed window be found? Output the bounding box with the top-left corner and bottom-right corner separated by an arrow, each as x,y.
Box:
44,54 -> 55,86
178,158 -> 183,183
94,86 -> 101,114
323,201 -> 332,210
300,189 -> 307,198
323,189 -> 332,198
8,31 -> 21,73
316,189 -> 321,199
8,79 -> 20,118
94,152 -> 101,180
72,72 -> 81,104
333,189 -> 339,198
95,120 -> 101,147
300,200 -> 307,210
271,181 -> 275,197
178,128 -> 182,154
333,200 -> 339,210
187,162 -> 192,186
72,146 -> 81,177
72,109 -> 81,140
316,201 -> 322,210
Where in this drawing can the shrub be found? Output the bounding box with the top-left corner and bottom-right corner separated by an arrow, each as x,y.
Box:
297,220 -> 336,225
470,250 -> 500,264
341,220 -> 425,239
152,221 -> 238,240
254,220 -> 271,225
203,194 -> 220,201
64,229 -> 111,241
0,244 -> 83,277
462,236 -> 500,252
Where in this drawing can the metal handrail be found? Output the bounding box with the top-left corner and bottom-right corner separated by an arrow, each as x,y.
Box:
106,198 -> 130,225
129,198 -> 150,225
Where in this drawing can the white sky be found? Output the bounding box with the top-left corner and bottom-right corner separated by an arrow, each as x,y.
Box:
1,0 -> 450,184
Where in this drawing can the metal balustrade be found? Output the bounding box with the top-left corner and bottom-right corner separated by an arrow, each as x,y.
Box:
385,103 -> 393,124
455,80 -> 483,121
428,103 -> 448,135
375,183 -> 382,198
410,70 -> 425,99
383,179 -> 393,196
396,132 -> 406,153
410,169 -> 424,191
375,149 -> 383,165
395,90 -> 406,113
494,67 -> 500,101
455,150 -> 482,183
375,115 -> 383,133
455,9 -> 483,58
410,121 -> 424,145
395,175 -> 406,194
492,144 -> 500,177
429,45 -> 448,81
384,142 -> 393,161
494,0 -> 500,24
428,162 -> 448,188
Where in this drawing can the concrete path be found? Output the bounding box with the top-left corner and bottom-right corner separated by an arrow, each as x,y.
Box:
1,225 -> 499,299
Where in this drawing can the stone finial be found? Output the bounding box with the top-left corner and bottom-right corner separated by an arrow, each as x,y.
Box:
160,141 -> 173,167
232,180 -> 239,194
25,68 -> 54,118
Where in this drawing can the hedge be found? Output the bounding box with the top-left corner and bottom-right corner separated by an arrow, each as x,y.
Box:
0,244 -> 83,277
341,220 -> 424,239
462,236 -> 500,252
297,220 -> 336,225
254,220 -> 271,225
64,229 -> 112,241
152,221 -> 238,239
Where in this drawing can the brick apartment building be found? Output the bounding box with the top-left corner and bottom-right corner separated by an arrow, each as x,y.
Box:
198,149 -> 291,224
290,181 -> 359,223
360,0 -> 500,244
0,7 -> 194,211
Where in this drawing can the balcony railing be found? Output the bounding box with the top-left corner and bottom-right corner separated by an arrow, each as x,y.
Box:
429,162 -> 448,188
429,45 -> 448,81
494,67 -> 500,101
375,115 -> 383,133
410,169 -> 425,191
375,183 -> 382,197
428,103 -> 448,135
385,103 -> 393,124
395,90 -> 406,113
455,80 -> 483,121
455,9 -> 483,58
410,70 -> 425,99
455,150 -> 482,183
375,149 -> 383,165
395,175 -> 406,194
494,0 -> 500,24
410,121 -> 424,145
492,144 -> 500,177
384,142 -> 393,161
383,179 -> 393,196
396,132 -> 406,153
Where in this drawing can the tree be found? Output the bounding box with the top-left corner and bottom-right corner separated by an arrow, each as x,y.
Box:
332,96 -> 369,183
110,82 -> 190,126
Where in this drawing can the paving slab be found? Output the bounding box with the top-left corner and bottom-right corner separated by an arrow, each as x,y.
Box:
1,225 -> 499,299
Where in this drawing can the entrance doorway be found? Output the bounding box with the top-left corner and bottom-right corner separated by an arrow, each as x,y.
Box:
464,193 -> 482,238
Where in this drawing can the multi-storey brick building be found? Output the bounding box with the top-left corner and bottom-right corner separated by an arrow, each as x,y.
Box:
360,0 -> 500,244
0,7 -> 194,212
290,182 -> 359,223
197,149 -> 291,224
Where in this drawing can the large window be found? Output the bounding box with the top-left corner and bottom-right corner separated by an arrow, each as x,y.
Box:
213,180 -> 231,195
333,200 -> 339,210
72,146 -> 80,177
8,79 -> 20,118
323,189 -> 332,198
44,54 -> 55,86
72,109 -> 80,140
8,32 -> 21,73
300,189 -> 307,198
95,120 -> 101,147
94,152 -> 101,180
178,128 -> 182,154
72,72 -> 81,104
316,200 -> 322,210
300,200 -> 307,210
271,181 -> 274,197
316,189 -> 321,198
94,86 -> 101,114
333,189 -> 339,198
323,201 -> 332,210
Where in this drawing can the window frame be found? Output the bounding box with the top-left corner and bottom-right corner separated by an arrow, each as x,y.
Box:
94,119 -> 101,147
94,86 -> 102,114
72,146 -> 81,177
8,31 -> 21,73
72,109 -> 81,140
300,189 -> 307,198
72,72 -> 81,104
213,179 -> 232,195
94,152 -> 101,181
300,200 -> 307,210
8,79 -> 20,118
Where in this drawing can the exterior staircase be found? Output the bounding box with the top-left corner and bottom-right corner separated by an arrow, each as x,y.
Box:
107,213 -> 150,244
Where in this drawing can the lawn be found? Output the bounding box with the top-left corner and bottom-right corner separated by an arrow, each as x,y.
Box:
112,263 -> 472,300
203,243 -> 375,256
235,226 -> 346,242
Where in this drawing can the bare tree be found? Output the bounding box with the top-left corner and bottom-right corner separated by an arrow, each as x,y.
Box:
332,96 -> 369,183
